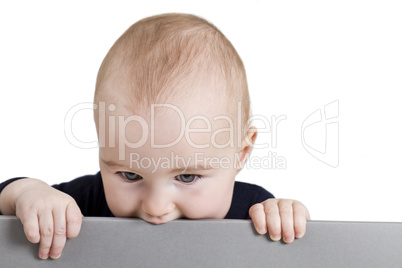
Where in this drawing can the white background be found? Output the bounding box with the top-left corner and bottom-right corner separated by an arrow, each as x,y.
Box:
1,0 -> 401,222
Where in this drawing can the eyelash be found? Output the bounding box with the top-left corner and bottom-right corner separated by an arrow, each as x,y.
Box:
118,172 -> 203,185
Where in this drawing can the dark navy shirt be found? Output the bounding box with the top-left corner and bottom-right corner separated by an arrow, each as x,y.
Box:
0,172 -> 274,219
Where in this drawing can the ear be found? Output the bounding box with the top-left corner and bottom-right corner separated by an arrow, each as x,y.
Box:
236,126 -> 257,173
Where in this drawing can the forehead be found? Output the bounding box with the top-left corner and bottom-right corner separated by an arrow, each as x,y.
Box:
97,97 -> 240,166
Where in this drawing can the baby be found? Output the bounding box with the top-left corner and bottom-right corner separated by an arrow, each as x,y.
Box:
0,13 -> 310,260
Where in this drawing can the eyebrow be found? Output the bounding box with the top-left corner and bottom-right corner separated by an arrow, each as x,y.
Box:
171,164 -> 216,174
101,159 -> 127,168
102,158 -> 215,173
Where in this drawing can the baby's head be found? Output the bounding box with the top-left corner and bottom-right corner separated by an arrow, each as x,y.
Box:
93,13 -> 256,223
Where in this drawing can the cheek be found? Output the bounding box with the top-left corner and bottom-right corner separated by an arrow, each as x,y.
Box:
178,175 -> 235,219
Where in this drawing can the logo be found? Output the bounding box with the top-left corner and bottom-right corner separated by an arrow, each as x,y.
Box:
301,100 -> 339,167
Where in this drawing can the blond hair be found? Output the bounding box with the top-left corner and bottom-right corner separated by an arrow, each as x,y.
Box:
95,13 -> 250,129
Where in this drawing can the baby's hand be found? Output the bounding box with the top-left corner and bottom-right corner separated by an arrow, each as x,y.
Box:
249,199 -> 310,243
0,179 -> 82,259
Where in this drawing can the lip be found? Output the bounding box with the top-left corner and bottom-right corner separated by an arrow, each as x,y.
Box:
140,211 -> 182,225
143,216 -> 170,225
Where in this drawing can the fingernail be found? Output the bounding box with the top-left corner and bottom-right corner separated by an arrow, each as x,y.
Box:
270,235 -> 281,241
284,236 -> 294,243
296,232 -> 304,239
39,253 -> 48,260
50,253 -> 61,259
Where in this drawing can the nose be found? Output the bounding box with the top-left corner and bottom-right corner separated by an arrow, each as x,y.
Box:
141,188 -> 175,217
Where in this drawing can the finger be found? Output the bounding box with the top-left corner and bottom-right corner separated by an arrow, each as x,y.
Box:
19,212 -> 40,244
293,201 -> 309,239
264,200 -> 281,241
38,211 -> 54,260
278,200 -> 295,243
66,201 -> 82,239
49,209 -> 67,259
249,203 -> 267,234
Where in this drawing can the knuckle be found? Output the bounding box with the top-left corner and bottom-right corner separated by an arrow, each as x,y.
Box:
268,221 -> 281,231
16,209 -> 33,223
39,246 -> 51,254
50,246 -> 63,255
278,203 -> 293,213
294,217 -> 306,229
41,227 -> 54,238
54,226 -> 67,236
264,204 -> 278,214
68,214 -> 83,225
278,202 -> 293,212
26,231 -> 40,242
292,201 -> 305,211
249,203 -> 263,214
282,226 -> 294,235
293,210 -> 305,219
293,200 -> 303,206
264,198 -> 277,205
67,201 -> 83,221
277,198 -> 293,206
267,221 -> 281,234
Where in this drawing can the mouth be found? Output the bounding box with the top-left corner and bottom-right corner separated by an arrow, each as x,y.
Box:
140,211 -> 183,225
147,220 -> 166,225
143,216 -> 170,225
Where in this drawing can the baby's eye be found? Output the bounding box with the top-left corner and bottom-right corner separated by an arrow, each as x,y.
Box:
175,174 -> 200,184
120,172 -> 142,182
